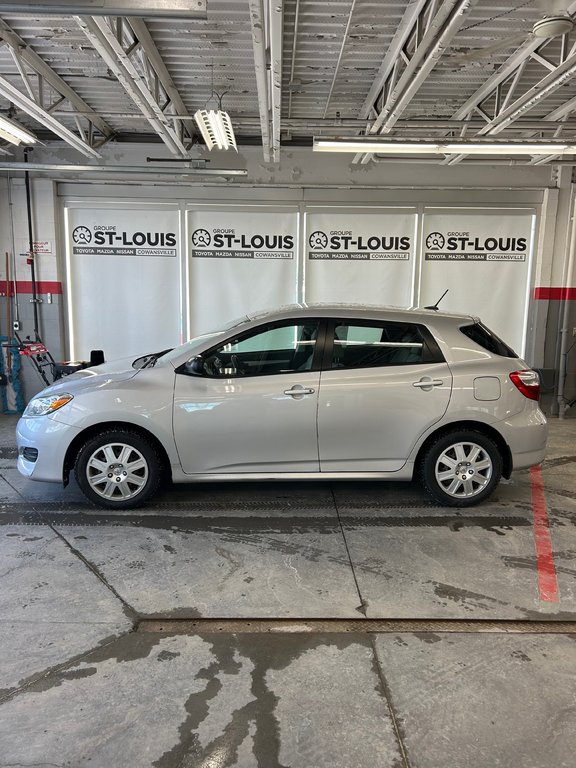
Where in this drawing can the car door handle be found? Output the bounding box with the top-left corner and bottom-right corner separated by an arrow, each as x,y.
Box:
284,386 -> 315,397
413,378 -> 444,389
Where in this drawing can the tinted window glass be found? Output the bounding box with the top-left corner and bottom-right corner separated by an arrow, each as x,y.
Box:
331,322 -> 427,369
202,321 -> 319,377
460,323 -> 517,358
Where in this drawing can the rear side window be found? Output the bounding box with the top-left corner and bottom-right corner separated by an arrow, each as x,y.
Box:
460,322 -> 517,358
329,321 -> 444,370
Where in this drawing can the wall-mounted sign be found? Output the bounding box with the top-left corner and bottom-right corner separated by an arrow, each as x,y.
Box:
421,211 -> 535,355
70,220 -> 177,257
305,210 -> 417,306
190,220 -> 295,260
66,207 -> 181,360
187,209 -> 298,334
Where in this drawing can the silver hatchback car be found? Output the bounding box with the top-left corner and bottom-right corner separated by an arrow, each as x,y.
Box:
17,305 -> 547,509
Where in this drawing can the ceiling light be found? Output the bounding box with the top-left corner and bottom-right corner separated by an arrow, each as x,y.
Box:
194,110 -> 237,151
313,139 -> 440,153
0,1 -> 207,18
0,114 -> 37,146
442,143 -> 576,154
313,138 -> 576,156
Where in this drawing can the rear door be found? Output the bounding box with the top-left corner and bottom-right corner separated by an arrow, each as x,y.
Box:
318,319 -> 453,472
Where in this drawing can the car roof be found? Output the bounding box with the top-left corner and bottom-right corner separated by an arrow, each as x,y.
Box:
247,303 -> 477,325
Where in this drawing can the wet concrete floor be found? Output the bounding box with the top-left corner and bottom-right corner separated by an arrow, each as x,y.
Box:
0,413 -> 575,767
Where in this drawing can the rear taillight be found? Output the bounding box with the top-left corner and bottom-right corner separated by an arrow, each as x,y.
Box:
510,370 -> 540,401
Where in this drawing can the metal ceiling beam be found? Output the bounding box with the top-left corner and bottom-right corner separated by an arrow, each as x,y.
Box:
371,0 -> 477,135
126,17 -> 194,139
477,51 -> 576,136
356,0 -> 477,164
452,0 -> 576,123
269,0 -> 283,162
0,1 -> 207,17
358,0 -> 429,121
0,17 -> 113,145
0,74 -> 101,157
248,0 -> 282,162
75,15 -> 189,156
248,0 -> 272,162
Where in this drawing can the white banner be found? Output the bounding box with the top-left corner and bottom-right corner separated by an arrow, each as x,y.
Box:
187,208 -> 298,334
66,207 -> 181,361
421,211 -> 535,355
305,209 -> 417,307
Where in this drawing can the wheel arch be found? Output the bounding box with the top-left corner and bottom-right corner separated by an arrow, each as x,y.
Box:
414,421 -> 512,480
63,421 -> 172,485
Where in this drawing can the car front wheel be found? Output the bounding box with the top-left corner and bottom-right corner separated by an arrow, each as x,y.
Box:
74,429 -> 161,509
420,430 -> 502,507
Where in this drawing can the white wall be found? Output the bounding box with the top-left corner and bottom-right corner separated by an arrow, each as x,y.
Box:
1,141 -> 574,403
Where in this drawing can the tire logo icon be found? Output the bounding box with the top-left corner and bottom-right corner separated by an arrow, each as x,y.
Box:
309,231 -> 328,249
192,228 -> 211,248
426,232 -> 445,250
73,225 -> 92,245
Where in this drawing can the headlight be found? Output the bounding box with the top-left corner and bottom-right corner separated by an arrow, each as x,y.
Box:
23,393 -> 74,417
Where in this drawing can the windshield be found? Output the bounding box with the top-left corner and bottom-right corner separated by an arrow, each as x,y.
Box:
150,315 -> 250,367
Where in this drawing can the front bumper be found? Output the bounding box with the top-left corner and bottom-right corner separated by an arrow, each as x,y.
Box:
16,415 -> 81,483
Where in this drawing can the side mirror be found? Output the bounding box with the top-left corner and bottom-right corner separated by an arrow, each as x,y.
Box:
185,356 -> 204,375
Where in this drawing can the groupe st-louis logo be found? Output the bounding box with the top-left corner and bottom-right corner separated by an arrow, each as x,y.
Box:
425,232 -> 445,251
191,229 -> 212,248
72,225 -> 92,245
308,231 -> 328,249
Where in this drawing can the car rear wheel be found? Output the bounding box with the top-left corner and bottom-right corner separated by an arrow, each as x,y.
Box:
420,430 -> 502,507
74,429 -> 161,509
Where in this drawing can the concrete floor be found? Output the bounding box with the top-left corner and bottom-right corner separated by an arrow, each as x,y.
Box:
0,411 -> 575,767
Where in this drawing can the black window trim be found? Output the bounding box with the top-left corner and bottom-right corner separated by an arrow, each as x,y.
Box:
177,317 -> 329,379
321,317 -> 446,371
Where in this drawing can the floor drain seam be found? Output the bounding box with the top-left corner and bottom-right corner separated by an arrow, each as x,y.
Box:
369,634 -> 412,768
134,618 -> 576,634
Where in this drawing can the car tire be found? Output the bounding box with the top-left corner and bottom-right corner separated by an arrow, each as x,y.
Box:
74,429 -> 162,509
419,429 -> 502,507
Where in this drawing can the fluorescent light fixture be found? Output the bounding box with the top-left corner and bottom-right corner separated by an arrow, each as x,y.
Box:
442,143 -> 576,155
0,115 -> 37,146
313,139 -> 440,153
0,1 -> 207,18
194,110 -> 238,151
313,138 -> 576,156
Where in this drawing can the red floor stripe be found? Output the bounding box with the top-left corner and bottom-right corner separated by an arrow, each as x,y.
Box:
530,466 -> 559,603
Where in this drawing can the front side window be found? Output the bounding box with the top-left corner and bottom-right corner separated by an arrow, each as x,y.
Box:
201,320 -> 320,377
330,321 -> 434,369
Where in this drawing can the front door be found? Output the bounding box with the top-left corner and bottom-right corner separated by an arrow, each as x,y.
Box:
173,319 -> 322,474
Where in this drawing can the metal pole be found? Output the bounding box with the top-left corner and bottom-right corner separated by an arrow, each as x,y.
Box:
23,148 -> 40,339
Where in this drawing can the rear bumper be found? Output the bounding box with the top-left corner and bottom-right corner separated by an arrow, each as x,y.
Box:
499,406 -> 548,471
16,415 -> 80,483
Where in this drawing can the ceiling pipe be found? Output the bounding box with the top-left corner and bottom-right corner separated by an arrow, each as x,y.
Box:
287,0 -> 301,121
0,162 -> 247,176
323,0 -> 358,118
